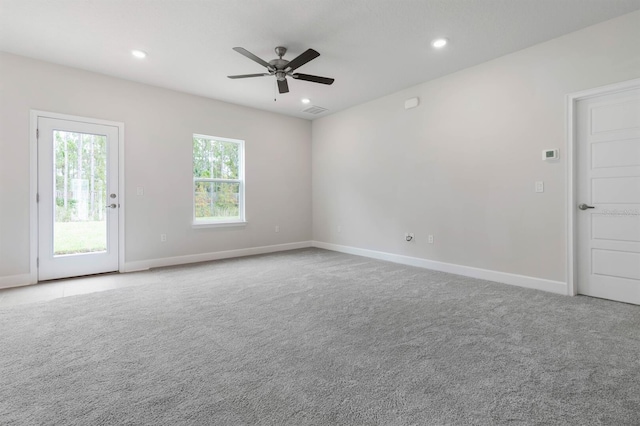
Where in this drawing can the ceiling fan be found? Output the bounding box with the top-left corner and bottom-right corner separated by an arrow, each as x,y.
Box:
228,46 -> 335,94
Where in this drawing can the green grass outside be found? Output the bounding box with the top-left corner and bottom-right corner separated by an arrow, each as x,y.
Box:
54,221 -> 107,255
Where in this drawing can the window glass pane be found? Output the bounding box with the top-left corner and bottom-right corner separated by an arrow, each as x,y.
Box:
53,131 -> 108,255
194,181 -> 240,221
193,137 -> 212,178
193,138 -> 239,180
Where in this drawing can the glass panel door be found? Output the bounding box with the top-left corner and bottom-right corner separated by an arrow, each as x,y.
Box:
38,116 -> 120,281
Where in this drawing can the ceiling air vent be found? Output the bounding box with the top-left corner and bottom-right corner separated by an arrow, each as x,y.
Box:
302,105 -> 328,115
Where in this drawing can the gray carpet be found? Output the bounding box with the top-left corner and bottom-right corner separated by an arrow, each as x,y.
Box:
1,248 -> 639,425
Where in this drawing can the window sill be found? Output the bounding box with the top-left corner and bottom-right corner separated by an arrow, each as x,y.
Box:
192,221 -> 247,229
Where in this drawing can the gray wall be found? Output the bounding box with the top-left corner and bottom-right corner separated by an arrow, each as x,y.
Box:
312,11 -> 640,282
0,53 -> 312,279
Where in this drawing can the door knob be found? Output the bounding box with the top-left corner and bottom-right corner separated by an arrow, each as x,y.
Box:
106,203 -> 118,209
578,203 -> 595,210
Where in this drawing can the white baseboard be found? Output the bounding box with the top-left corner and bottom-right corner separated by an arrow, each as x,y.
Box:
0,274 -> 34,290
312,241 -> 567,295
122,241 -> 313,272
3,241 -> 566,296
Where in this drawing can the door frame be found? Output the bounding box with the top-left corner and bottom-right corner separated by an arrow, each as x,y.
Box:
565,78 -> 640,296
29,110 -> 125,284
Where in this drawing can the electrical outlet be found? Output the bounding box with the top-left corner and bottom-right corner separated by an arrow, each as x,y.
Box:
337,225 -> 341,233
535,181 -> 544,193
428,235 -> 434,244
405,232 -> 415,242
160,234 -> 167,242
275,225 -> 279,233
136,186 -> 144,196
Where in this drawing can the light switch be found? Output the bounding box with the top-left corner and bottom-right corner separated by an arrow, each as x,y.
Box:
535,181 -> 544,193
136,186 -> 144,196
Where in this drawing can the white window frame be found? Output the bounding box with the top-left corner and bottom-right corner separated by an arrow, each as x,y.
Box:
192,134 -> 246,227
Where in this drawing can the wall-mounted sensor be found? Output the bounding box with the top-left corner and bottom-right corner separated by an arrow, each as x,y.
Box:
542,149 -> 559,161
404,97 -> 419,109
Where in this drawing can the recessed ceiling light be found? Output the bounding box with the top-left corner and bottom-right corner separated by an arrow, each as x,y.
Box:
131,49 -> 147,59
301,98 -> 311,104
431,38 -> 448,49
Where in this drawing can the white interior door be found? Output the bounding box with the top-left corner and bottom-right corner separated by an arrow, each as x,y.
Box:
38,116 -> 120,281
576,87 -> 640,304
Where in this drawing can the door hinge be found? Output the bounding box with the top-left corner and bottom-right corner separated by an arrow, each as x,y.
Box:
36,128 -> 39,139
37,258 -> 39,267
36,193 -> 39,203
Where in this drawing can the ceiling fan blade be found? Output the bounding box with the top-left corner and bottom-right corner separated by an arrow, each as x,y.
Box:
285,48 -> 320,72
227,73 -> 270,79
232,47 -> 274,71
292,73 -> 335,85
277,79 -> 289,94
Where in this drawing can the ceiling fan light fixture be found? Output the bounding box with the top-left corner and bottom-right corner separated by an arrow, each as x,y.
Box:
131,49 -> 147,59
431,38 -> 448,49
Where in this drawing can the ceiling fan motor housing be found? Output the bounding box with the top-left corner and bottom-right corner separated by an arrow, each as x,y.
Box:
270,46 -> 291,80
269,58 -> 290,70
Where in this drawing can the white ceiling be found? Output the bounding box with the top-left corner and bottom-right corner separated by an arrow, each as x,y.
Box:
1,0 -> 639,119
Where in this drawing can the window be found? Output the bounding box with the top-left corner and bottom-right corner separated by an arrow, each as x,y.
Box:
193,134 -> 245,225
